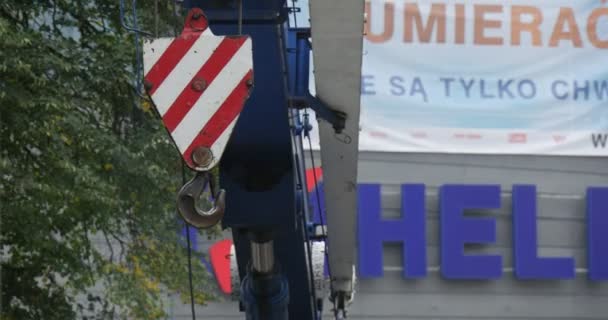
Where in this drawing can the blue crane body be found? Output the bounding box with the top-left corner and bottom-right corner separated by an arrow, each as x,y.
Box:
183,1 -> 316,319
143,0 -> 362,318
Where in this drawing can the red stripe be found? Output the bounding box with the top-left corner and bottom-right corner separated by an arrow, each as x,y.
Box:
144,31 -> 205,96
183,69 -> 253,165
162,37 -> 247,132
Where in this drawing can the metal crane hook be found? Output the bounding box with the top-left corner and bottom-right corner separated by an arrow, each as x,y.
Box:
177,171 -> 225,229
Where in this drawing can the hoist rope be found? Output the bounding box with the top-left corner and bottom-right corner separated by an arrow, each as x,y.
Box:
131,0 -> 143,95
117,1 -> 207,318
119,0 -> 150,98
119,0 -> 153,36
290,0 -> 298,28
154,0 -> 159,38
182,162 -> 197,320
238,0 -> 243,35
288,1 -> 340,317
288,112 -> 319,318
305,123 -> 336,316
286,1 -> 339,317
283,3 -> 323,317
290,127 -> 319,319
289,0 -> 339,315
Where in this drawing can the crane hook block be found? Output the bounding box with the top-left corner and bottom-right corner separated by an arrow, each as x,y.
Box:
177,171 -> 226,229
142,8 -> 254,171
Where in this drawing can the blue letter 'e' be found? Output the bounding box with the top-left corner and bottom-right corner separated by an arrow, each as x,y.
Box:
588,187 -> 608,280
440,185 -> 502,279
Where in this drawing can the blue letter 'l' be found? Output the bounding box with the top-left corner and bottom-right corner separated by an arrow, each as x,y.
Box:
513,185 -> 575,279
441,185 -> 502,279
588,187 -> 608,280
358,184 -> 426,278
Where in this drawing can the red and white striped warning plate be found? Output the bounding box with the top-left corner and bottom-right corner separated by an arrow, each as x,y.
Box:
143,8 -> 253,170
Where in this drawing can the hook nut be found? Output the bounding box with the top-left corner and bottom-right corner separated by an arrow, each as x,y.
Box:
191,146 -> 213,168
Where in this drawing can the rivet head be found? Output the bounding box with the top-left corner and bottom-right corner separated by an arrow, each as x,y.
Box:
246,78 -> 253,88
192,12 -> 202,20
191,78 -> 207,92
191,147 -> 213,167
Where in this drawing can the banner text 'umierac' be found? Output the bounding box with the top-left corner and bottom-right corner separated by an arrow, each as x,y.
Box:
321,0 -> 608,155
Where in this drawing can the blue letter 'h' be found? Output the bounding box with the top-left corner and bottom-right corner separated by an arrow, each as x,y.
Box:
358,184 -> 427,278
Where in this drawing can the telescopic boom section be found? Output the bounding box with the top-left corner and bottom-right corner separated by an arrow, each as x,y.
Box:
309,0 -> 365,313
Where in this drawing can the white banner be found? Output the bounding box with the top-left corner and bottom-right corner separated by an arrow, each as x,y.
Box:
310,0 -> 608,155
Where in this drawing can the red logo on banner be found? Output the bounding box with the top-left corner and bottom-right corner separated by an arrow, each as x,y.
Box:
553,135 -> 567,144
411,131 -> 428,139
453,132 -> 482,140
509,133 -> 527,144
369,130 -> 388,138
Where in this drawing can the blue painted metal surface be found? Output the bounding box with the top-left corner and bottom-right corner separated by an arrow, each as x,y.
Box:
286,28 -> 311,97
241,272 -> 290,320
183,1 -> 315,319
285,28 -> 345,132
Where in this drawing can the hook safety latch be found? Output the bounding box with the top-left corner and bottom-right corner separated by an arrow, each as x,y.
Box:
177,171 -> 225,229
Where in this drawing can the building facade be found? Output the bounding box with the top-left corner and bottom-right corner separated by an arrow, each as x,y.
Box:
166,151 -> 608,319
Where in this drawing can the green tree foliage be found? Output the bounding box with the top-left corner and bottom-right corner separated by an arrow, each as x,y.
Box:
0,1 -> 219,319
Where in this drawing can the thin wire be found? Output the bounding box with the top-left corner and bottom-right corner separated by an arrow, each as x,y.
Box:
118,0 -> 147,97
119,0 -> 153,36
283,10 -> 320,316
238,0 -> 243,35
132,0 -> 143,95
306,135 -> 331,279
305,125 -> 336,315
182,163 -> 197,320
292,1 -> 338,311
294,149 -> 319,318
154,0 -> 159,38
290,125 -> 319,318
290,0 -> 298,28
172,0 -> 180,37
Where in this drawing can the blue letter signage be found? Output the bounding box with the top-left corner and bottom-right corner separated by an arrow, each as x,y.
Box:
588,187 -> 608,280
358,184 -> 426,278
512,185 -> 575,279
440,185 -> 502,279
310,183 -> 608,281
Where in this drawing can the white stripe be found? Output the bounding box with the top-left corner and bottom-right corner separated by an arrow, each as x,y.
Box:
198,115 -> 240,170
209,116 -> 240,166
143,38 -> 173,75
151,29 -> 223,116
172,39 -> 252,153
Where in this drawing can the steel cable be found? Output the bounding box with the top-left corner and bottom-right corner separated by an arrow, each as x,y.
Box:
182,163 -> 197,320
